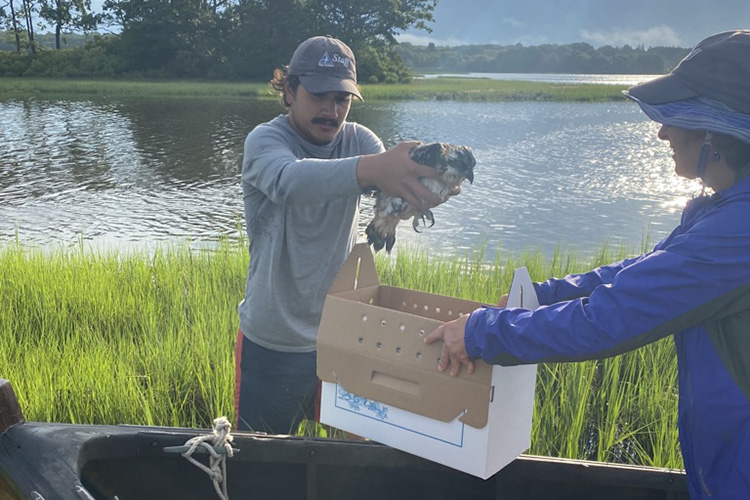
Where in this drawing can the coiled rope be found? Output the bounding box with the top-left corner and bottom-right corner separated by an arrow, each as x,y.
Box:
181,416 -> 234,500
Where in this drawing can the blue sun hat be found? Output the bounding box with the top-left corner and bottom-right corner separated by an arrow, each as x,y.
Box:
624,30 -> 750,145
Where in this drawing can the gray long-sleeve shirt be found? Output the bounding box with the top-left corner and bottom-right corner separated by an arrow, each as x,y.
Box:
238,114 -> 384,352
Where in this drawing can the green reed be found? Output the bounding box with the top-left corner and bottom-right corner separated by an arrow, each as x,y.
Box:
0,239 -> 247,427
362,77 -> 627,102
0,237 -> 681,468
0,77 -> 272,98
0,76 -> 627,103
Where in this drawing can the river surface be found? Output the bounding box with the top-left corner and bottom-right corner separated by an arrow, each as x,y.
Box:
418,72 -> 661,86
0,90 -> 701,260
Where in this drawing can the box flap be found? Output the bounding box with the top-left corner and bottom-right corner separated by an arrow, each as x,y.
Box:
506,267 -> 539,309
328,243 -> 380,295
319,244 -> 502,429
318,295 -> 493,428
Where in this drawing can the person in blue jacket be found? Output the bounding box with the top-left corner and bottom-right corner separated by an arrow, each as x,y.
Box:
425,30 -> 750,499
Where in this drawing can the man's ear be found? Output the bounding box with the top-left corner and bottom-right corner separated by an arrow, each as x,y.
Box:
283,80 -> 296,106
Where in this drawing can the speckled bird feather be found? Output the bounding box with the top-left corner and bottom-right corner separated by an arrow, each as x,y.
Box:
365,142 -> 476,253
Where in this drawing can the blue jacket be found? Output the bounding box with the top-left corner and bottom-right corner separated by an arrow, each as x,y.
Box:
465,176 -> 750,499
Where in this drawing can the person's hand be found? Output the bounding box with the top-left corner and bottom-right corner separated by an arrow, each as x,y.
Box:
356,142 -> 443,210
423,313 -> 474,376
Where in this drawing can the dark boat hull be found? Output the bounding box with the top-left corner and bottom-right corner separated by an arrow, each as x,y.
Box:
0,422 -> 691,500
0,380 -> 689,500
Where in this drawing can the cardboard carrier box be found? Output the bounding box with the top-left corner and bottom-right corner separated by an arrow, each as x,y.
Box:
317,243 -> 538,479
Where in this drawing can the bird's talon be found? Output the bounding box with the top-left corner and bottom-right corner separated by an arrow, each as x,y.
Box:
424,210 -> 435,228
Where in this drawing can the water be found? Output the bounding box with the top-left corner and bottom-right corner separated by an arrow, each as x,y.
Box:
0,94 -> 700,259
418,72 -> 662,86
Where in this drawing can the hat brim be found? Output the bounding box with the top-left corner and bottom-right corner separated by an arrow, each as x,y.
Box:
299,75 -> 363,101
624,93 -> 750,144
626,73 -> 698,105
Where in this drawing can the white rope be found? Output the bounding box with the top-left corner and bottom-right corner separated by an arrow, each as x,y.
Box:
181,416 -> 234,500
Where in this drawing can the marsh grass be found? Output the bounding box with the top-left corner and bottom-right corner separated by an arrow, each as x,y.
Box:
0,76 -> 626,102
362,77 -> 626,102
1,239 -> 246,427
0,238 -> 680,468
0,78 -> 272,98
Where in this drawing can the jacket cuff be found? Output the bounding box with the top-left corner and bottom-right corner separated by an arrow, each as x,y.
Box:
464,307 -> 487,358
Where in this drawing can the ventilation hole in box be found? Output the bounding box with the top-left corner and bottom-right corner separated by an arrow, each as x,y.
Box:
419,329 -> 425,336
412,303 -> 418,310
448,310 -> 453,316
396,347 -> 402,354
376,342 -> 382,349
362,315 -> 368,322
423,305 -> 429,311
416,352 -> 422,359
435,307 -> 441,313
401,301 -> 407,307
358,337 -> 364,344
380,320 -> 386,327
399,324 -> 405,332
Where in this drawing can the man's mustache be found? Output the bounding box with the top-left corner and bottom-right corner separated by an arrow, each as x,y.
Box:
312,118 -> 339,127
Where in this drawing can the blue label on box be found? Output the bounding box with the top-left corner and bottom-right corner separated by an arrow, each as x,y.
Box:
334,384 -> 465,447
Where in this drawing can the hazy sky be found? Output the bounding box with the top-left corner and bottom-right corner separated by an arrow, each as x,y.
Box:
397,0 -> 750,48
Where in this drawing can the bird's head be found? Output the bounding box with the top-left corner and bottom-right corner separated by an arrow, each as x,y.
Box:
444,144 -> 476,184
410,142 -> 476,185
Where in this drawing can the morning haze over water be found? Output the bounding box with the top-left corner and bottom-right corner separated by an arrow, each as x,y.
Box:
1,74 -> 701,259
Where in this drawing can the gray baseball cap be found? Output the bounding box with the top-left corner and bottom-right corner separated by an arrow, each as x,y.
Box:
625,30 -> 750,114
288,35 -> 363,101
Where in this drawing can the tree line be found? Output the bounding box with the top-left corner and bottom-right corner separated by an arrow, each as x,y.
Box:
0,0 -> 437,81
396,42 -> 689,75
1,0 -> 690,81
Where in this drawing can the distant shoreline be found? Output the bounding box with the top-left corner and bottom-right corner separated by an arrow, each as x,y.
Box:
0,76 -> 629,102
414,72 -> 661,86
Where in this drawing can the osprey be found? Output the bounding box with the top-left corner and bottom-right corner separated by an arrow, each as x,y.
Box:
365,142 -> 476,253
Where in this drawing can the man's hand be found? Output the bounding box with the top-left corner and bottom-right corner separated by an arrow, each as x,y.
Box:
423,313 -> 474,376
356,142 -> 443,210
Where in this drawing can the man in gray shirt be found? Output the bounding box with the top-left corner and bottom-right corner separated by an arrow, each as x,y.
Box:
235,35 -> 450,434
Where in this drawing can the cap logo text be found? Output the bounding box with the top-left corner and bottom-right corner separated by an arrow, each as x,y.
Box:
318,52 -> 351,69
332,53 -> 351,67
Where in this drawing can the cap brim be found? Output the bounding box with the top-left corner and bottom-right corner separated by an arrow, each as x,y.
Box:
624,94 -> 750,144
299,75 -> 363,101
626,73 -> 698,105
